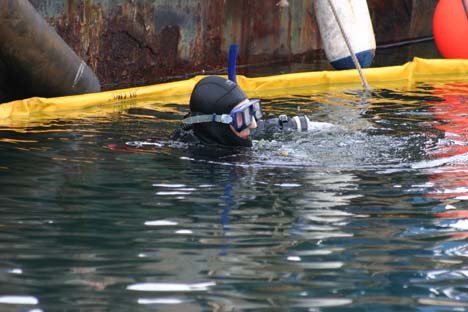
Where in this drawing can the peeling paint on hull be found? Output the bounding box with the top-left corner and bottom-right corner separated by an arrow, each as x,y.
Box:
28,0 -> 439,90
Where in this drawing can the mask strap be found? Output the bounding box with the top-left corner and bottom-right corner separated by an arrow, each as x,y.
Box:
182,113 -> 233,125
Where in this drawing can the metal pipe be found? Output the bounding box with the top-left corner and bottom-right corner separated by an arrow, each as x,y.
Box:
0,0 -> 100,99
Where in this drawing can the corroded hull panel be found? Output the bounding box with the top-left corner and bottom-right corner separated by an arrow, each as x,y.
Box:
28,0 -> 439,90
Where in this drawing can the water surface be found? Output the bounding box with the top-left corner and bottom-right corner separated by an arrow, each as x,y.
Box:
0,81 -> 467,311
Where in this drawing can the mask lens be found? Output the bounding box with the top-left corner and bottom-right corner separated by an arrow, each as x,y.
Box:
230,99 -> 262,132
235,112 -> 244,130
244,109 -> 251,126
252,100 -> 262,120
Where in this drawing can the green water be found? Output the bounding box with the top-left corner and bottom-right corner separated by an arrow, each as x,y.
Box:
0,82 -> 467,311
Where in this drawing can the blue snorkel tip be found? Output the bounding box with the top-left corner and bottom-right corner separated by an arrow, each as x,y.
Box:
228,44 -> 238,83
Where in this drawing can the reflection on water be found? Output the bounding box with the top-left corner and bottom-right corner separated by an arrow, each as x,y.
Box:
0,81 -> 467,311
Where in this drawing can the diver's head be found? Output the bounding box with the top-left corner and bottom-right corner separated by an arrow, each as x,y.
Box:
182,76 -> 261,148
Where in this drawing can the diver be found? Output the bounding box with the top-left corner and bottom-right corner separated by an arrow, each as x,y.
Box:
171,75 -> 318,148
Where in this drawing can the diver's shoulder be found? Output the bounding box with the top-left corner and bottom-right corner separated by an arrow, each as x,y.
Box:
170,127 -> 200,144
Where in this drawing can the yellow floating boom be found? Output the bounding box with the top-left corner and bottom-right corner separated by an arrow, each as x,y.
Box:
0,58 -> 467,126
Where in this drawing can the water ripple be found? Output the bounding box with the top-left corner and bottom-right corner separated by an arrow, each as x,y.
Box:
0,295 -> 39,305
127,282 -> 216,292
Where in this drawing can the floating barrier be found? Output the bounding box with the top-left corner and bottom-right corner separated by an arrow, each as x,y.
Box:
0,0 -> 101,99
0,58 -> 467,127
314,0 -> 376,69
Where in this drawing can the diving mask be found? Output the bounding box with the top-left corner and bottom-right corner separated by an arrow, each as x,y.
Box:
182,99 -> 262,132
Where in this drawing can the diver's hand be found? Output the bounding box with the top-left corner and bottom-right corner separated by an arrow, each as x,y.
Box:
277,114 -> 311,132
273,115 -> 334,133
289,115 -> 336,132
290,115 -> 313,132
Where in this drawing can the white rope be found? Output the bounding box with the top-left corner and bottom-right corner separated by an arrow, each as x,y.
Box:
326,0 -> 372,93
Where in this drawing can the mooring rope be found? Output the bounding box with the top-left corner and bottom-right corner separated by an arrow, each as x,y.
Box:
326,0 -> 372,93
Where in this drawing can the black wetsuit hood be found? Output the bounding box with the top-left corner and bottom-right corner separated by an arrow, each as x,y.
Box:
188,76 -> 252,148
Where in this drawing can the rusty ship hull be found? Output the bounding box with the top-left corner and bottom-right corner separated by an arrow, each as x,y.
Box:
2,0 -> 440,100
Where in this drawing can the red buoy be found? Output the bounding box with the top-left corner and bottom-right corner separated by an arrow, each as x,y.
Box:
433,0 -> 468,59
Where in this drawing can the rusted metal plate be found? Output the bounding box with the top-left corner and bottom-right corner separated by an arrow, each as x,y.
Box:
27,0 -> 439,90
369,0 -> 437,43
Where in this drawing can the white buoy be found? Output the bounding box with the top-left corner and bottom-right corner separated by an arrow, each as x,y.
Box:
314,0 -> 376,70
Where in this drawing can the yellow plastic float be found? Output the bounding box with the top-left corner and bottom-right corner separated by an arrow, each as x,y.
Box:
0,57 -> 467,127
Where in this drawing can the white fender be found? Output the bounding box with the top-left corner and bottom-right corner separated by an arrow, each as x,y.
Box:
314,0 -> 376,69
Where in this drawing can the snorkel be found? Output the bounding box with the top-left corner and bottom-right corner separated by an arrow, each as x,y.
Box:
228,44 -> 238,83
